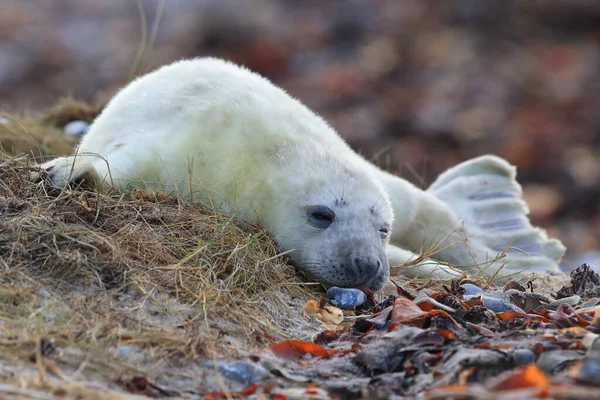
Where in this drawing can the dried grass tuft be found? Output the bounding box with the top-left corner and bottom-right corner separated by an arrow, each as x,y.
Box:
0,98 -> 101,161
0,111 -> 322,395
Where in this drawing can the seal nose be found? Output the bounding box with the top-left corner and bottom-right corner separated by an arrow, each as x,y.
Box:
352,257 -> 383,286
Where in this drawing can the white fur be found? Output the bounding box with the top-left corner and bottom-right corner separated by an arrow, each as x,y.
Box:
42,57 -> 565,288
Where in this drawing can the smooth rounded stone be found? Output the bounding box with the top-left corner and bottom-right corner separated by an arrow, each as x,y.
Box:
512,348 -> 536,366
203,360 -> 269,384
536,350 -> 585,374
583,333 -> 600,350
64,120 -> 90,137
576,356 -> 600,385
581,297 -> 600,308
460,283 -> 483,295
484,290 -> 504,299
548,294 -> 581,309
326,287 -> 367,309
261,360 -> 310,382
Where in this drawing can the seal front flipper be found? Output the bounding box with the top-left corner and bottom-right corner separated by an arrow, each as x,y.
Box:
39,154 -> 104,189
427,155 -> 566,277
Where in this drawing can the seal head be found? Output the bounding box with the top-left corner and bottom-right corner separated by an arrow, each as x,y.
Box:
266,152 -> 393,291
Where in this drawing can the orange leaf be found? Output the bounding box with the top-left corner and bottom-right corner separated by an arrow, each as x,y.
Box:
267,340 -> 331,360
533,343 -> 544,356
239,384 -> 258,396
426,383 -> 470,397
537,309 -> 553,319
394,314 -> 430,327
270,394 -> 288,400
387,321 -> 400,332
261,328 -> 275,341
588,306 -> 600,324
432,329 -> 457,341
551,304 -> 590,327
313,330 -> 340,345
489,364 -> 550,397
459,368 -> 475,385
391,298 -> 427,323
463,296 -> 485,308
466,322 -> 494,337
335,343 -> 362,356
559,326 -> 587,335
497,311 -> 549,323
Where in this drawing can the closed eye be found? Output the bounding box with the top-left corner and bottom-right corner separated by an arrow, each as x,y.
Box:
306,205 -> 335,229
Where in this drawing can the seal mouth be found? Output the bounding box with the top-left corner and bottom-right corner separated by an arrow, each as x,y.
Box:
289,251 -> 388,291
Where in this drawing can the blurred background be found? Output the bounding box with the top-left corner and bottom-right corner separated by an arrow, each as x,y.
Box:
1,0 -> 599,272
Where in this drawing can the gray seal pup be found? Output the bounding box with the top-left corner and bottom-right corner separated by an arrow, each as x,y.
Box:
40,57 -> 565,290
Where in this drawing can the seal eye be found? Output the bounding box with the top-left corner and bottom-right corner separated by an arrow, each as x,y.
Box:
307,205 -> 335,229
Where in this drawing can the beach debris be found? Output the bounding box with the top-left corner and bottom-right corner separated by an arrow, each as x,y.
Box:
304,299 -> 344,329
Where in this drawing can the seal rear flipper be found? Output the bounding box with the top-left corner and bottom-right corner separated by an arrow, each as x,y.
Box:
426,155 -> 566,275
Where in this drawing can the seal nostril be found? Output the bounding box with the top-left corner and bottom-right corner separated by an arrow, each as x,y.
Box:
353,257 -> 363,276
361,259 -> 383,288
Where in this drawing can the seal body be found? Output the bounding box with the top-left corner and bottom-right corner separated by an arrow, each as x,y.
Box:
44,58 -> 395,290
43,57 -> 565,288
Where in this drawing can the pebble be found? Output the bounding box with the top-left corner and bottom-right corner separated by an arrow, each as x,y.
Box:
581,297 -> 600,308
548,295 -> 581,309
537,350 -> 584,374
512,348 -> 536,366
203,360 -> 269,384
326,287 -> 367,309
575,357 -> 600,386
63,120 -> 90,136
460,283 -> 483,295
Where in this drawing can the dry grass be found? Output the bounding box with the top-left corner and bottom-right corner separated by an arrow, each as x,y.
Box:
0,105 -> 323,397
0,98 -> 101,162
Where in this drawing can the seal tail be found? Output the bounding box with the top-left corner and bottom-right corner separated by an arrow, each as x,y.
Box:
426,155 -> 565,277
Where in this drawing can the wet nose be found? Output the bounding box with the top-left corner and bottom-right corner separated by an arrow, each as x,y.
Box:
352,257 -> 382,286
